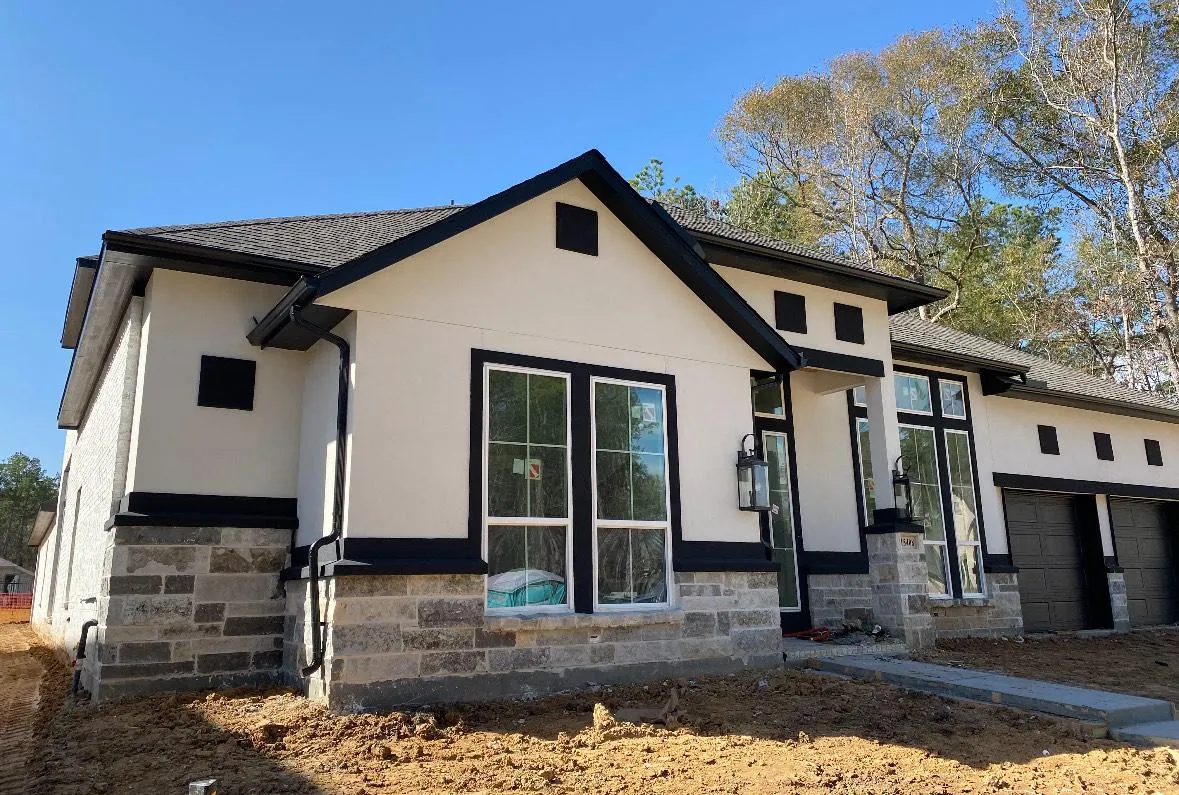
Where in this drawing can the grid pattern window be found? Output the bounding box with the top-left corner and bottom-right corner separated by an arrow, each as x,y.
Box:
751,377 -> 786,417
483,366 -> 572,612
762,431 -> 800,610
850,371 -> 985,599
592,379 -> 671,608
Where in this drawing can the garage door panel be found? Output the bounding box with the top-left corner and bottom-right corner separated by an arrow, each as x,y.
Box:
1006,491 -> 1088,633
1110,498 -> 1179,628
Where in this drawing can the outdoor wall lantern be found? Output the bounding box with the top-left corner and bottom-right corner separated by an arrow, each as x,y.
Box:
736,433 -> 772,512
891,455 -> 913,522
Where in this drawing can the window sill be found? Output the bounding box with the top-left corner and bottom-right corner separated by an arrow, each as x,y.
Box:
928,596 -> 991,609
485,608 -> 684,632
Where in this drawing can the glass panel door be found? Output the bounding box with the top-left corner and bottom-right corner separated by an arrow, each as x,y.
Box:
899,424 -> 951,596
761,431 -> 800,611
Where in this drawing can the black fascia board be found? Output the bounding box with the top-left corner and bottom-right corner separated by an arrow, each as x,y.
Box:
695,235 -> 948,314
890,341 -> 1030,377
102,230 -> 324,287
794,346 -> 886,378
310,149 -> 803,372
992,472 -> 1179,501
61,256 -> 99,349
1003,384 -> 1179,426
246,277 -> 318,347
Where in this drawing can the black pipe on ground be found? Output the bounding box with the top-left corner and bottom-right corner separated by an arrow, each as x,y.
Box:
71,619 -> 98,696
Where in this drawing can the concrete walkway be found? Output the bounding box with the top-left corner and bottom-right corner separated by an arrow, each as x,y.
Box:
814,654 -> 1179,746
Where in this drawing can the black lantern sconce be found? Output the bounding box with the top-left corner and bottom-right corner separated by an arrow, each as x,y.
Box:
736,433 -> 772,512
891,454 -> 913,522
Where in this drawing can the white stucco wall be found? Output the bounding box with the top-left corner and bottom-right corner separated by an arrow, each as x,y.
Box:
983,394 -> 1179,488
789,370 -> 864,553
319,179 -> 768,544
125,269 -> 306,498
714,267 -> 892,363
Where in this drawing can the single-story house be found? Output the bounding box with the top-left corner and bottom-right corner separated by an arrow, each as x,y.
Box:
31,150 -> 1179,708
0,558 -> 34,594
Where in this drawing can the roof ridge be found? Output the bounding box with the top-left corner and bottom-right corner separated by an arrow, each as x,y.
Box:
125,204 -> 469,235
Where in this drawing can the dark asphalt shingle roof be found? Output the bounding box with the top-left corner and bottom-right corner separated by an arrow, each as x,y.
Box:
125,206 -> 466,267
890,313 -> 1179,416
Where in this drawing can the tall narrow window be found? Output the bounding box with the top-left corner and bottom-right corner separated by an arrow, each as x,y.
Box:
855,417 -> 876,524
945,430 -> 983,596
592,379 -> 671,608
762,431 -> 800,610
483,366 -> 572,611
899,425 -> 950,596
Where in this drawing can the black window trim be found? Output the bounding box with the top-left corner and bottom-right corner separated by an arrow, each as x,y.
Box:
848,366 -> 991,596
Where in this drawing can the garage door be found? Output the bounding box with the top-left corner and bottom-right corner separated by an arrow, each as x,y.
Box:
1005,492 -> 1088,632
1109,498 -> 1179,627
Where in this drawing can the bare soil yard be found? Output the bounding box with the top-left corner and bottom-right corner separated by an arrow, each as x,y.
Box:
4,623 -> 1175,794
922,627 -> 1179,706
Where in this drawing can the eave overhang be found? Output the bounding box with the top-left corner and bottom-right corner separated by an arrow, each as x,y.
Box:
890,340 -> 1031,378
249,150 -> 805,373
28,509 -> 55,547
1002,383 -> 1179,425
697,234 -> 949,315
61,256 -> 98,349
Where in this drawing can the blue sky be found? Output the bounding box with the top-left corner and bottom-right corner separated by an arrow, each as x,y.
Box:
0,1 -> 997,473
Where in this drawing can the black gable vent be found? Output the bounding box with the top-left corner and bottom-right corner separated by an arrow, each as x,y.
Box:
1037,424 -> 1060,455
1094,432 -> 1115,461
198,355 -> 256,411
555,202 -> 598,256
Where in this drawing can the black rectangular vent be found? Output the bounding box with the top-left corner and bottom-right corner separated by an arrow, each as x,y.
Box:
773,291 -> 807,334
1145,438 -> 1164,466
1037,424 -> 1060,455
833,303 -> 865,344
1094,432 -> 1115,461
555,202 -> 598,256
197,355 -> 256,411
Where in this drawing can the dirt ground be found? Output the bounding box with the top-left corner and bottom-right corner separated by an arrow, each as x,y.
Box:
922,627 -> 1179,706
3,624 -> 1174,795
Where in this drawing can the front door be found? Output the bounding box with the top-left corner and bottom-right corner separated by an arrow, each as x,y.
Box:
757,421 -> 805,630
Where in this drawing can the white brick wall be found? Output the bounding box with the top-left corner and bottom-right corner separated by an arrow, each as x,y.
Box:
36,299 -> 142,648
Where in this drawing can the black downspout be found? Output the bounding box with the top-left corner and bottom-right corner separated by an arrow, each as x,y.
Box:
72,619 -> 98,695
288,307 -> 350,678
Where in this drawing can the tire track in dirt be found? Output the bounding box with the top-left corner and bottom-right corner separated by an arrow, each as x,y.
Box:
0,625 -> 44,795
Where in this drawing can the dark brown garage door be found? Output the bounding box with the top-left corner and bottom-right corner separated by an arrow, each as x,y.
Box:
1109,498 -> 1179,627
1005,491 -> 1088,632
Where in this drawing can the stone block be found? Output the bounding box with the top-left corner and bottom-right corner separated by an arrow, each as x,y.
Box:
101,661 -> 194,680
547,645 -> 591,668
210,547 -> 288,574
223,615 -> 285,637
420,650 -> 487,676
417,597 -> 483,628
589,643 -> 615,664
516,628 -> 592,647
158,622 -> 223,640
640,623 -> 682,641
163,575 -> 195,594
402,628 -> 475,651
731,627 -> 780,655
193,603 -> 226,623
331,623 -> 403,655
253,650 -> 284,670
196,652 -> 251,674
331,575 -> 409,598
729,609 -> 777,629
224,600 -> 286,617
113,527 -> 222,546
681,612 -> 718,638
107,575 -> 162,595
407,574 -> 483,597
194,574 -> 281,603
118,596 -> 194,627
341,653 -> 421,683
678,583 -> 722,597
331,596 -> 418,626
118,642 -> 173,664
220,528 -> 291,547
473,628 -> 515,648
487,647 -> 550,672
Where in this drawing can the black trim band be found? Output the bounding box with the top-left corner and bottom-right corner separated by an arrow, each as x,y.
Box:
674,541 -> 776,572
796,347 -> 885,378
983,553 -> 1018,574
993,472 -> 1179,502
800,550 -> 869,575
106,492 -> 298,530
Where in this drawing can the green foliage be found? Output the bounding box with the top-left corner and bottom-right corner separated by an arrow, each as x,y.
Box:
0,453 -> 59,571
629,159 -> 718,216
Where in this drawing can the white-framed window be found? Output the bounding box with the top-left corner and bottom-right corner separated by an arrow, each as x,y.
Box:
761,430 -> 800,611
854,417 -> 877,525
945,429 -> 984,596
591,377 -> 672,610
898,423 -> 951,597
852,385 -> 867,407
482,364 -> 573,613
895,373 -> 933,415
939,381 -> 967,419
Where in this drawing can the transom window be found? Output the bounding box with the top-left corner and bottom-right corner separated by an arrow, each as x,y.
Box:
851,370 -> 985,598
479,355 -> 676,614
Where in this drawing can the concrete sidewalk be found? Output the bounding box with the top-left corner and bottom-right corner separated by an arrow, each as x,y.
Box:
813,655 -> 1179,746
